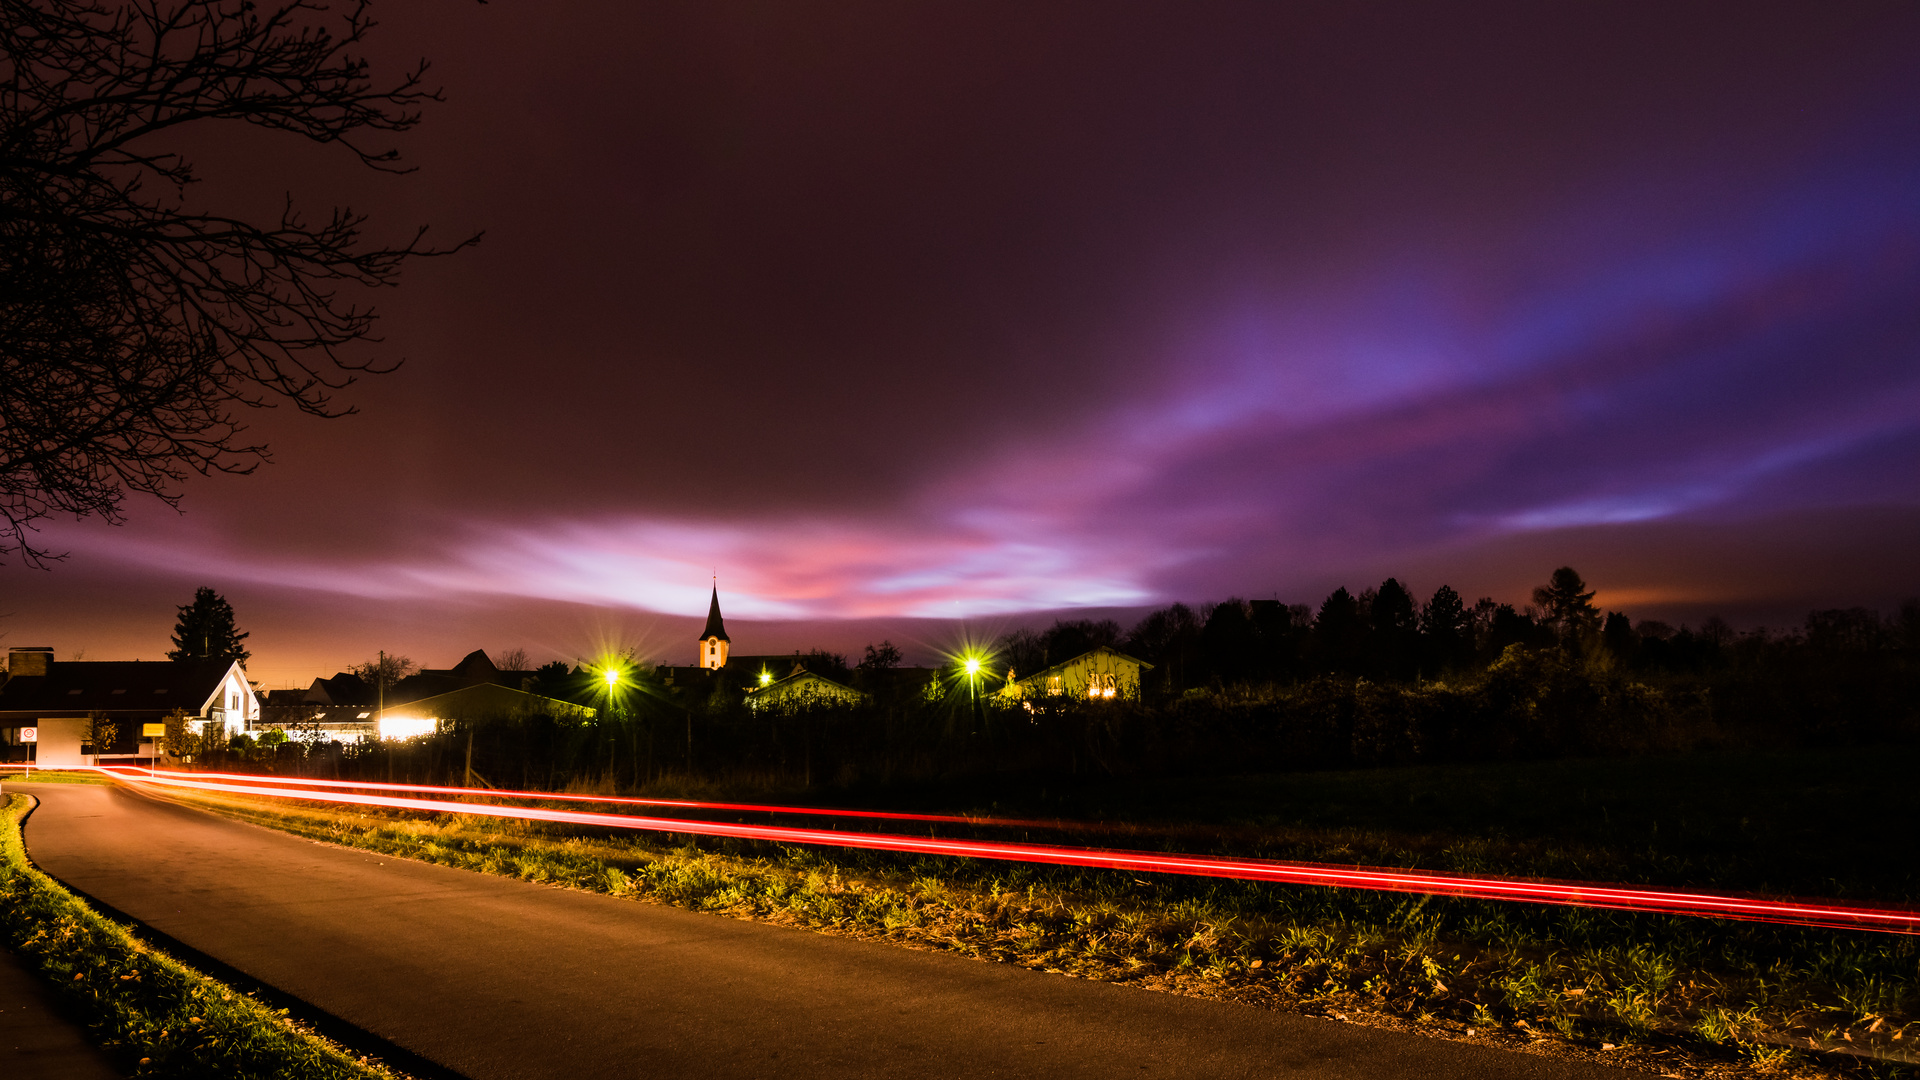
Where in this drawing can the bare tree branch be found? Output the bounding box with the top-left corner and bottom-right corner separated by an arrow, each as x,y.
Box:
1,0 -> 479,565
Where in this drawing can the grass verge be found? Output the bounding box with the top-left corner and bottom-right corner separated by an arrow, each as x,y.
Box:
0,792 -> 404,1080
167,783 -> 1920,1080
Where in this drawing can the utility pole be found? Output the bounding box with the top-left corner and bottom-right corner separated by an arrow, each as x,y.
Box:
379,650 -> 390,782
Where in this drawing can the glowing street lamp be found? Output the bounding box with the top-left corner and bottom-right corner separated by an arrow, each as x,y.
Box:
604,667 -> 620,689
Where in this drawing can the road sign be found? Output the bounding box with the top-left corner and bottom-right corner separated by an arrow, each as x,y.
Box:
142,723 -> 166,737
18,727 -> 35,743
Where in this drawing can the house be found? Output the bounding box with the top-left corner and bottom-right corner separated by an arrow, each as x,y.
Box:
254,649 -> 592,743
1000,645 -> 1153,702
0,647 -> 259,767
744,667 -> 871,711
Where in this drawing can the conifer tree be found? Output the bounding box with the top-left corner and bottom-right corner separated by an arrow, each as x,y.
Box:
167,586 -> 250,664
1532,566 -> 1601,642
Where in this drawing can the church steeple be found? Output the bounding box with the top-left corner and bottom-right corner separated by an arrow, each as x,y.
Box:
698,584 -> 730,669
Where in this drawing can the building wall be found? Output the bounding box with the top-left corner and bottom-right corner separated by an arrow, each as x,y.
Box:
30,718 -> 88,767
214,666 -> 260,736
700,636 -> 730,670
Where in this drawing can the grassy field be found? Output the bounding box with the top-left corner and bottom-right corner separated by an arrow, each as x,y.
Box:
837,746 -> 1920,900
159,747 -> 1920,1080
0,790 -> 402,1080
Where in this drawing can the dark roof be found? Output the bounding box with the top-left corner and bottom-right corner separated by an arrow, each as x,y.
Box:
0,660 -> 237,718
306,672 -> 373,706
385,672 -> 471,705
387,682 -> 596,722
415,650 -> 539,690
259,703 -> 376,726
451,649 -> 498,680
725,655 -> 809,677
699,587 -> 730,642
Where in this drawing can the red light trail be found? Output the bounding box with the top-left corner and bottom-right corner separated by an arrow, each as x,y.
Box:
86,767 -> 1920,936
109,766 -> 1062,829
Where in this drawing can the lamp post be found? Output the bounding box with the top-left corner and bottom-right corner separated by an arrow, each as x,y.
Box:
964,656 -> 982,736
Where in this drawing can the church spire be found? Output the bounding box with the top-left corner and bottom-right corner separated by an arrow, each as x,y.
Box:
697,583 -> 730,669
700,585 -> 730,643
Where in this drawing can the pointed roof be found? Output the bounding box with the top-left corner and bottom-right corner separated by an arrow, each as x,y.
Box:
700,586 -> 730,642
451,649 -> 501,682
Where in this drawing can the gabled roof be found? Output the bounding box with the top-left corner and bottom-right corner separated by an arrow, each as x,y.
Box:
415,650 -> 540,690
1017,645 -> 1154,685
745,668 -> 869,706
0,659 -> 250,719
451,649 -> 499,680
699,586 -> 730,642
306,672 -> 373,706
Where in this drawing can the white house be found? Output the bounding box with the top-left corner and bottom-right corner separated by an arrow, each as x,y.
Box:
0,647 -> 259,767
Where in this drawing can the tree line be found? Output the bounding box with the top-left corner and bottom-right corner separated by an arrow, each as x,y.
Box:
1017,567 -> 1920,693
208,567 -> 1920,791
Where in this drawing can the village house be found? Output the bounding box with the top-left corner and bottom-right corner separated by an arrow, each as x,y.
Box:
744,666 -> 871,711
0,647 -> 259,767
1000,645 -> 1154,702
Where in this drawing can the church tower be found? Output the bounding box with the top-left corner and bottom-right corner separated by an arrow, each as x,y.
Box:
698,585 -> 730,669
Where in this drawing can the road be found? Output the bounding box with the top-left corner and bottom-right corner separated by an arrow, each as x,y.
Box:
17,781 -> 1646,1079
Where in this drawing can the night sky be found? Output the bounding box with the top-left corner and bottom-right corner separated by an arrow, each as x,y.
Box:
11,2 -> 1920,685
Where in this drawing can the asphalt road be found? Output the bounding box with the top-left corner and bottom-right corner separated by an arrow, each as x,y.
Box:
17,781 -> 1648,1080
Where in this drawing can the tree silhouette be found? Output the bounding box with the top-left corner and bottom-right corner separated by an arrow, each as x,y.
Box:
350,653 -> 417,693
1202,599 -> 1258,684
1532,567 -> 1600,642
166,586 -> 249,663
0,0 -> 476,565
1369,578 -> 1420,679
1420,584 -> 1471,673
857,641 -> 903,671
1313,587 -> 1366,675
1122,603 -> 1201,691
1601,611 -> 1636,663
